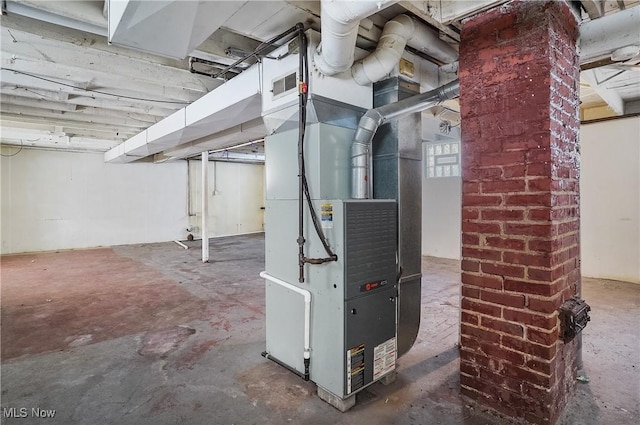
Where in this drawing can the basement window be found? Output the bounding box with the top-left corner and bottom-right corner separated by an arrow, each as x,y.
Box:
425,141 -> 460,178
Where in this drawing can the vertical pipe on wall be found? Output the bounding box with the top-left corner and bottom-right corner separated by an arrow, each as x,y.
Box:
201,151 -> 209,263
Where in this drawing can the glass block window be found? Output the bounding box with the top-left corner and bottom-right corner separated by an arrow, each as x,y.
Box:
425,141 -> 460,178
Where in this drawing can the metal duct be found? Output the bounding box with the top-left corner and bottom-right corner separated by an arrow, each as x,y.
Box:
351,79 -> 460,199
314,0 -> 399,76
352,14 -> 459,85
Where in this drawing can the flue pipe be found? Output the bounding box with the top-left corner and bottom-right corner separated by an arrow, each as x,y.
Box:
351,79 -> 460,199
314,0 -> 399,76
352,14 -> 459,85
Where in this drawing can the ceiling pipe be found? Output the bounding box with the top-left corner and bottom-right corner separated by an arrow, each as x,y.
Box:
314,0 -> 399,76
580,5 -> 640,64
352,14 -> 459,85
351,79 -> 460,199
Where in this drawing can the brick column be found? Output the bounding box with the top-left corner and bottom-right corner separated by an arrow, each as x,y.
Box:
458,1 -> 580,424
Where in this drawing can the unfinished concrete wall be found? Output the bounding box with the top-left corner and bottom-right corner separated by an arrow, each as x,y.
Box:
580,116 -> 640,283
1,149 -> 188,254
188,160 -> 265,238
459,1 -> 581,423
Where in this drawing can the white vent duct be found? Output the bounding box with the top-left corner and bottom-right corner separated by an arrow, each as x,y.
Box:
352,14 -> 459,85
313,0 -> 399,75
107,0 -> 247,59
315,1 -> 458,85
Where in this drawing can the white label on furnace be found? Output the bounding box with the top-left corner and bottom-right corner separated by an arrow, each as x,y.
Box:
321,203 -> 333,229
373,337 -> 396,381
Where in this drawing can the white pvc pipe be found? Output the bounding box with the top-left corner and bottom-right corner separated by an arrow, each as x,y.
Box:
352,14 -> 459,85
174,240 -> 188,250
314,0 -> 399,76
260,271 -> 311,359
201,151 -> 209,263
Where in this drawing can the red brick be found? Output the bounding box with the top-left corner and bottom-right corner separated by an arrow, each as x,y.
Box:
463,247 -> 502,261
526,358 -> 554,375
505,194 -> 551,207
481,262 -> 525,278
502,165 -> 526,178
480,290 -> 526,308
485,237 -> 525,251
461,260 -> 480,272
462,311 -> 480,326
480,342 -> 525,366
502,335 -> 557,360
462,221 -> 501,234
481,180 -> 526,193
528,295 -> 563,314
463,182 -> 481,194
462,286 -> 480,299
480,151 -> 526,167
462,273 -> 503,289
528,178 -> 553,192
503,309 -> 557,331
502,363 -> 553,388
462,208 -> 480,220
481,209 -> 524,221
528,238 -> 553,253
481,316 -> 524,337
462,298 -> 502,318
460,336 -> 481,352
463,194 -> 503,206
528,267 -> 552,282
504,279 -> 558,296
528,208 -> 551,221
461,361 -> 480,377
527,163 -> 552,177
527,327 -> 558,346
461,323 -> 501,343
505,223 -> 552,237
463,166 -> 504,181
503,252 -> 550,267
462,233 -> 480,246
460,348 -> 492,369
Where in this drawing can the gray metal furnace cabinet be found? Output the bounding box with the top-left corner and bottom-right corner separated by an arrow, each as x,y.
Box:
265,199 -> 398,399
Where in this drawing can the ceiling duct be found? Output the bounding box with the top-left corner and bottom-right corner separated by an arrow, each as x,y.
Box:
107,0 -> 248,59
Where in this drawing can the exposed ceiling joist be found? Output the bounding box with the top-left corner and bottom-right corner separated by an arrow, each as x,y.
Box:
581,0 -> 606,19
581,69 -> 625,115
0,104 -> 149,130
0,86 -> 178,117
0,118 -> 137,140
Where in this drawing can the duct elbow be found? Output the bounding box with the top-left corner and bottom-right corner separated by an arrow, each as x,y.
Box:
352,14 -> 415,86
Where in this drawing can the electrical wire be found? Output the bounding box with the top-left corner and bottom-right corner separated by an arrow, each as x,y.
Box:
0,68 -> 192,105
296,30 -> 337,272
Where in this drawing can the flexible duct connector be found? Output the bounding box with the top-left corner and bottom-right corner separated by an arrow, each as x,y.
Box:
314,0 -> 399,76
352,14 -> 459,85
351,79 -> 460,199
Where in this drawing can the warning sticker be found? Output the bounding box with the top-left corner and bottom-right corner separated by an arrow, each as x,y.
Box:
346,344 -> 365,394
321,203 -> 333,229
373,337 -> 396,381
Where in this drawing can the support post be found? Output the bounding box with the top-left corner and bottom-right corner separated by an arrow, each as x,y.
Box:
458,1 -> 581,424
201,151 -> 209,263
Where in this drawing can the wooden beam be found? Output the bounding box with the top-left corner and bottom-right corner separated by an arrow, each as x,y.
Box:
0,104 -> 150,129
1,25 -> 220,93
0,86 -> 178,116
581,0 -> 605,19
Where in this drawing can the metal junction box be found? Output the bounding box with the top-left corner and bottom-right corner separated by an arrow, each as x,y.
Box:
264,199 -> 397,399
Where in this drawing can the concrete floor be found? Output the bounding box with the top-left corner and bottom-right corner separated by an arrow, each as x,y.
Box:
1,233 -> 638,425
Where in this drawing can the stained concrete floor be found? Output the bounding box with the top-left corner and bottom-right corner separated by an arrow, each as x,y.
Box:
1,233 -> 638,425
